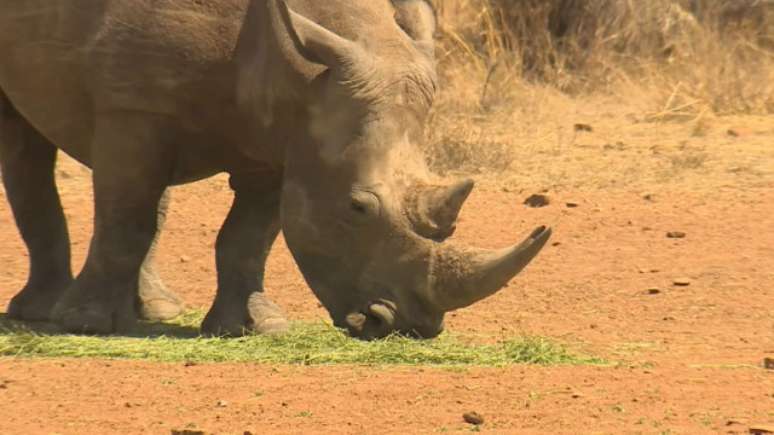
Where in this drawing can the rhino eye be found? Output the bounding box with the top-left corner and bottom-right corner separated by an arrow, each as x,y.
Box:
349,190 -> 381,218
351,201 -> 368,214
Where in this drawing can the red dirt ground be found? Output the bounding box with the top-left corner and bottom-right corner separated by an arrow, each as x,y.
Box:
1,154 -> 773,434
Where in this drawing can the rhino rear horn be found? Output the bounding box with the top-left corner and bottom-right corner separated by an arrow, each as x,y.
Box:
270,0 -> 366,71
408,179 -> 475,241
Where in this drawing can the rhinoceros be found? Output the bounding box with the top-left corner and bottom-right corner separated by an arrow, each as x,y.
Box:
0,0 -> 551,339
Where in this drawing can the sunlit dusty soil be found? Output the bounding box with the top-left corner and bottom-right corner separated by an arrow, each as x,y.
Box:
1,110 -> 773,433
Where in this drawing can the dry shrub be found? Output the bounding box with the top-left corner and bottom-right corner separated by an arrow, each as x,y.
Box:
430,0 -> 774,115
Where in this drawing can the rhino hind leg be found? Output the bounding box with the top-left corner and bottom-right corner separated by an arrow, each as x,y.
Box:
136,189 -> 184,321
201,173 -> 288,336
51,112 -> 171,334
1,91 -> 73,321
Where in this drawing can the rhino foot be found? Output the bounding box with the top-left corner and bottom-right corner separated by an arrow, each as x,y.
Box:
136,267 -> 183,321
201,292 -> 288,337
138,296 -> 183,322
51,287 -> 136,334
7,279 -> 71,322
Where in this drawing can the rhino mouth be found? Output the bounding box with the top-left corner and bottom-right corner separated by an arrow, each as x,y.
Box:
344,299 -> 398,340
343,299 -> 445,340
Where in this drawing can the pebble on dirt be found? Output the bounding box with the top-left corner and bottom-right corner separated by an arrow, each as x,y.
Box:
463,411 -> 485,425
523,194 -> 550,208
646,288 -> 661,295
666,231 -> 687,239
574,123 -> 593,132
763,357 -> 774,370
672,278 -> 691,286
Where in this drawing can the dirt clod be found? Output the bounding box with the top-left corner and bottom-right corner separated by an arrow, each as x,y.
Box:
180,255 -> 192,263
216,400 -> 228,408
673,278 -> 691,286
574,123 -> 593,132
763,358 -> 774,370
646,288 -> 661,295
666,231 -> 687,239
566,202 -> 579,208
463,411 -> 484,425
524,194 -> 550,208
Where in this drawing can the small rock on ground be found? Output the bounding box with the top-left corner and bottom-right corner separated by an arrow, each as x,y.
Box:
574,123 -> 593,132
673,278 -> 691,286
667,231 -> 687,239
524,194 -> 550,208
763,357 -> 774,370
463,411 -> 485,425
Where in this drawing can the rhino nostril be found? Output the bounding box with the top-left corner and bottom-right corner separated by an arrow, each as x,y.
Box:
345,312 -> 367,334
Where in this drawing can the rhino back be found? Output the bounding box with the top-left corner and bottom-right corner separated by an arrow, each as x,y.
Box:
0,0 -> 419,179
0,0 -> 256,175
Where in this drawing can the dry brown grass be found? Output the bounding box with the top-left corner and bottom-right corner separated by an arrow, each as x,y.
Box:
424,0 -> 774,186
431,0 -> 773,111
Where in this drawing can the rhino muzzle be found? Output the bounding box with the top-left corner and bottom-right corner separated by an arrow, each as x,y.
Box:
340,225 -> 552,340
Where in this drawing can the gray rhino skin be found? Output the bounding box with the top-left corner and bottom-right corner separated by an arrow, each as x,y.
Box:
0,0 -> 551,339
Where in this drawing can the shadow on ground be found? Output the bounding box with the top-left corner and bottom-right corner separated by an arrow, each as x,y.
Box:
0,313 -> 200,339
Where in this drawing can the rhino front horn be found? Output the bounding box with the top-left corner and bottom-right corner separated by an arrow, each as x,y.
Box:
430,226 -> 552,312
409,179 -> 475,241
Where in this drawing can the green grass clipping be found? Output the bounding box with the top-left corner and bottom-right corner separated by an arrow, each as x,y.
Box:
0,312 -> 603,366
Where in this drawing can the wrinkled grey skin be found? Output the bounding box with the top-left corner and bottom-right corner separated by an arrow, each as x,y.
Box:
0,0 -> 551,339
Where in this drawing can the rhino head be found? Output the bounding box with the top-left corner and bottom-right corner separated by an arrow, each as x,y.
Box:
270,1 -> 551,339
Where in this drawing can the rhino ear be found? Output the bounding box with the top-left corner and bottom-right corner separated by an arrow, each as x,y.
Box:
393,0 -> 437,54
270,0 -> 365,70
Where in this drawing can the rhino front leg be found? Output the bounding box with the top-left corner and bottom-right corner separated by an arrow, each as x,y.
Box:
201,172 -> 288,336
136,189 -> 184,321
1,94 -> 72,320
52,112 -> 170,334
